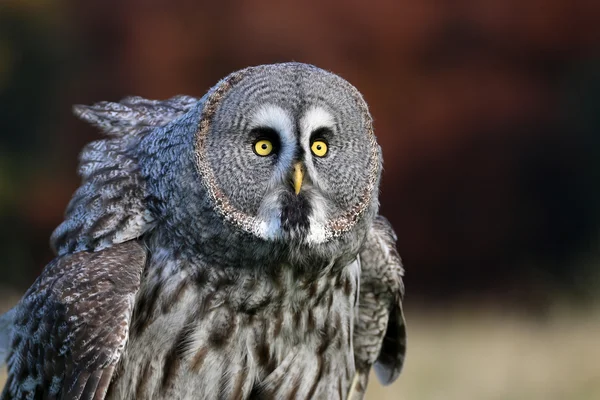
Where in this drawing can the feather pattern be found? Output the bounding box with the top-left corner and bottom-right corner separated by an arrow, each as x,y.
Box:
349,216 -> 406,399
106,238 -> 360,400
1,63 -> 406,400
50,96 -> 199,255
1,241 -> 146,400
72,96 -> 199,137
0,308 -> 15,366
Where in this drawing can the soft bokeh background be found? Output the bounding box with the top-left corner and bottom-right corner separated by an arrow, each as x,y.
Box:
1,0 -> 600,398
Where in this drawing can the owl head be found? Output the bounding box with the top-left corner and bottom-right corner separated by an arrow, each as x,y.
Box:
51,63 -> 382,268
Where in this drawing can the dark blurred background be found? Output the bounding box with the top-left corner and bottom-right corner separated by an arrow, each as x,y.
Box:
1,1 -> 600,398
2,0 -> 599,306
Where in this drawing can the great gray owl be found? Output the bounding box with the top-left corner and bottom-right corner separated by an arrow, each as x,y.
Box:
0,63 -> 405,400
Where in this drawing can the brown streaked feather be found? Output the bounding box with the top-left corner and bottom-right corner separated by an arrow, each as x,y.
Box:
80,369 -> 104,400
190,347 -> 208,372
93,366 -> 115,400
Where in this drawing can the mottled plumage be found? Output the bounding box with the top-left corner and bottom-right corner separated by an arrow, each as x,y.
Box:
2,241 -> 146,399
349,216 -> 406,400
0,63 -> 405,400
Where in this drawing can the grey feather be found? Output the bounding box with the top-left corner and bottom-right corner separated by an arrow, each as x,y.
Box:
350,216 -> 406,398
72,95 -> 198,137
1,241 -> 146,400
3,63 -> 405,399
51,95 -> 198,255
0,307 -> 15,366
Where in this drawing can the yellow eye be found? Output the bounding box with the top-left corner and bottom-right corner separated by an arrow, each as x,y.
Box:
254,139 -> 273,156
311,140 -> 328,157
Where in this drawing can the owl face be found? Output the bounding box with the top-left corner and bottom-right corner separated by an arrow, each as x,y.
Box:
195,63 -> 380,246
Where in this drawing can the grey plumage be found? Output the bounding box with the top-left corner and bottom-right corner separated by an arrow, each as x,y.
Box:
349,216 -> 406,400
2,241 -> 146,399
51,96 -> 198,255
0,63 -> 405,400
0,308 -> 15,365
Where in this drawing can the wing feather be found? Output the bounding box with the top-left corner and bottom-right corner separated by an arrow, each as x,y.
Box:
1,241 -> 146,400
350,215 -> 406,398
51,95 -> 199,255
370,217 -> 406,385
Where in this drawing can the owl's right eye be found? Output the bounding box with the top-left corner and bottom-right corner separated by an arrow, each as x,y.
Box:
254,139 -> 274,156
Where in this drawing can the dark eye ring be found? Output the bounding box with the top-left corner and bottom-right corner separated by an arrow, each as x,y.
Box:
250,127 -> 279,156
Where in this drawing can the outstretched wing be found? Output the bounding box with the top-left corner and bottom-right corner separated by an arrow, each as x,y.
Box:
1,241 -> 146,400
349,216 -> 406,399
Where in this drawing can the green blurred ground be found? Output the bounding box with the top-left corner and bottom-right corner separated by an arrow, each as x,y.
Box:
2,298 -> 599,400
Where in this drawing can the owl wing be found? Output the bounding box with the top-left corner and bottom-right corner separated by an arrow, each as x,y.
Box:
1,241 -> 147,400
349,216 -> 406,399
51,95 -> 199,256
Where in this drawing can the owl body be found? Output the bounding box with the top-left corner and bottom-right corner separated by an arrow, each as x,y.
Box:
107,241 -> 359,399
1,63 -> 405,400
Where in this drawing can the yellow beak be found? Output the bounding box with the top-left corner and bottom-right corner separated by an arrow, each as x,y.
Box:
293,162 -> 304,195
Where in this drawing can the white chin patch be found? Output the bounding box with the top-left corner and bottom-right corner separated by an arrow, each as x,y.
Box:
306,222 -> 327,244
256,191 -> 330,245
256,188 -> 283,241
305,189 -> 330,244
257,218 -> 281,241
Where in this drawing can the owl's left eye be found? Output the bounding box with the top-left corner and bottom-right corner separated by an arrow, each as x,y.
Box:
254,139 -> 274,156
